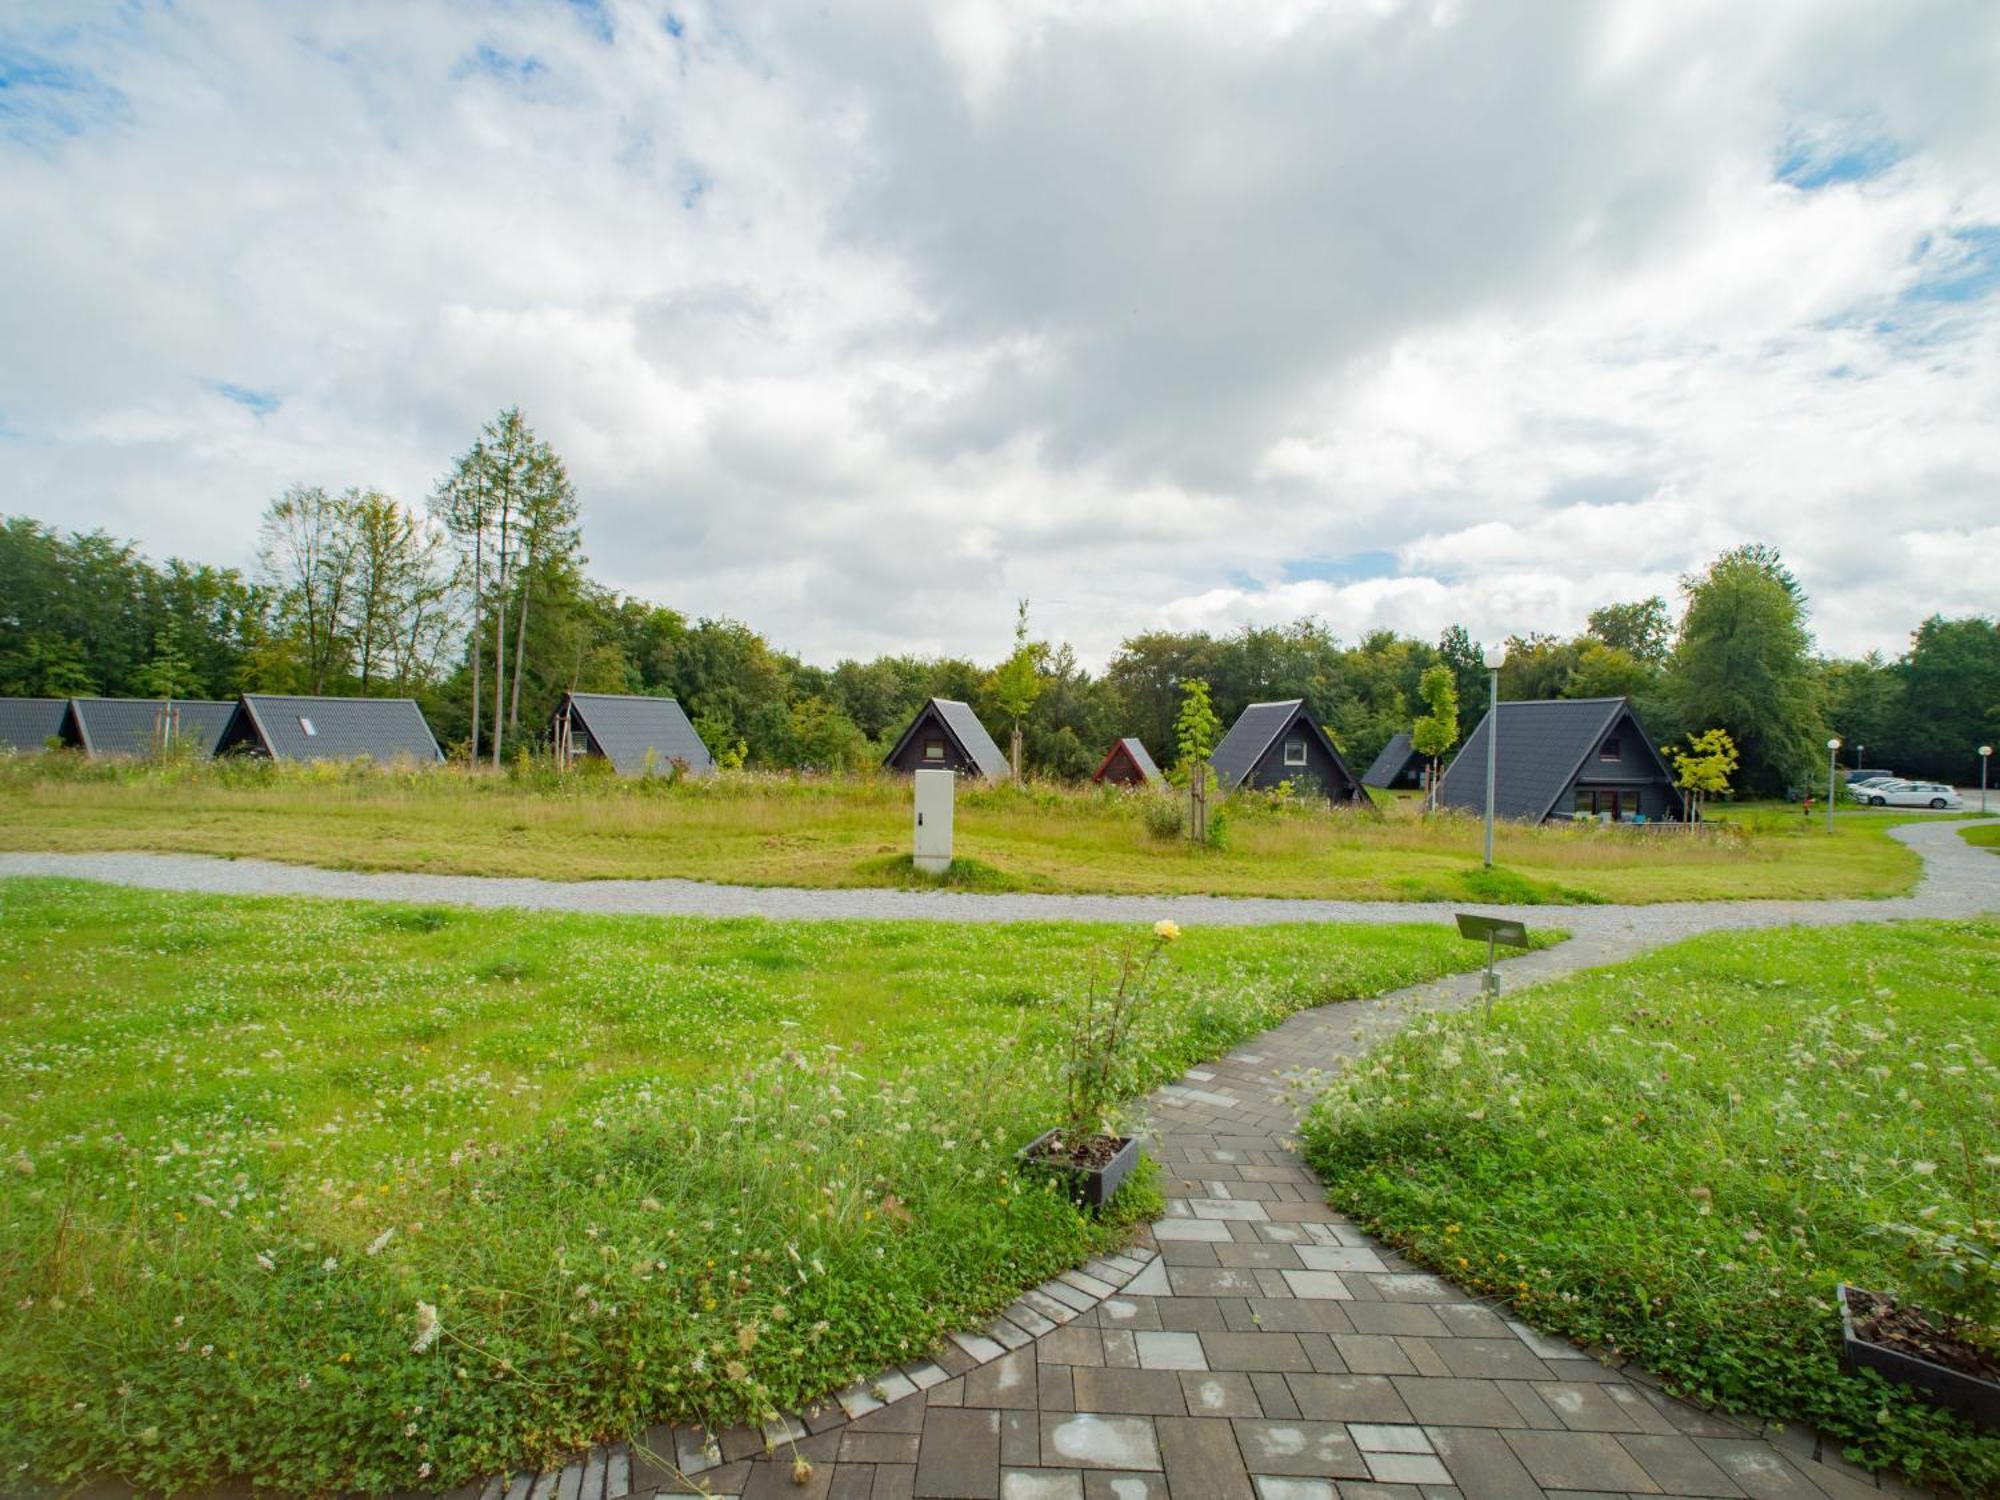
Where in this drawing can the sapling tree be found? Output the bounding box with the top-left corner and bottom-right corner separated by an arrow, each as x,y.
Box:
1172,677 -> 1220,786
1411,663 -> 1458,811
1668,727 -> 1739,820
987,598 -> 1046,778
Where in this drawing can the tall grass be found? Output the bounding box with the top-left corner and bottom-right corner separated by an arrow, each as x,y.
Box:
0,755 -> 1921,903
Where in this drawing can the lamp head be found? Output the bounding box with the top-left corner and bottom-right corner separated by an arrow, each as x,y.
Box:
1982,745 -> 1994,757
1827,737 -> 1841,751
1482,644 -> 1508,671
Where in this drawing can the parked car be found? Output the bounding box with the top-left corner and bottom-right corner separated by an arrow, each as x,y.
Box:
1864,781 -> 1963,809
1845,768 -> 1896,786
1846,775 -> 1902,799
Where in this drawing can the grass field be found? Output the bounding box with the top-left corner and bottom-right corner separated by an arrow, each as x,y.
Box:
1300,920 -> 2000,1493
0,756 -> 1927,904
1963,822 -> 2000,853
0,877 -> 1533,1494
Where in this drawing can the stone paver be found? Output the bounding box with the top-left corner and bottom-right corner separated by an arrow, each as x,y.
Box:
28,820 -> 1994,1500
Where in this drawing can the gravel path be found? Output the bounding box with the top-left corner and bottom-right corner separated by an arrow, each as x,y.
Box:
2,821 -> 1995,958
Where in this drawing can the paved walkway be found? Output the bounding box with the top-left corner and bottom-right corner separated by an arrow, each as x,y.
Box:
16,822 -> 1998,1500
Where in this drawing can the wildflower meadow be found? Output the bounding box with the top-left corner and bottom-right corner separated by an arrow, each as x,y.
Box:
1300,918 -> 2000,1492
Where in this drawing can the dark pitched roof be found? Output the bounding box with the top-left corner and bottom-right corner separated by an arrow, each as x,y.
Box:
935,699 -> 1010,780
65,698 -> 236,758
558,692 -> 713,775
1361,731 -> 1420,789
223,694 -> 444,763
1437,697 -> 1671,822
1094,736 -> 1164,785
884,697 -> 1012,780
1209,699 -> 1362,792
0,698 -> 70,754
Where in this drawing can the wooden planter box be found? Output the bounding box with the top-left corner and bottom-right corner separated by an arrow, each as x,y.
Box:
1838,1284 -> 2000,1428
1018,1130 -> 1141,1211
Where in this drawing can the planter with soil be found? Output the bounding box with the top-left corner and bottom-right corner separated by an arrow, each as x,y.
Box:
1018,1128 -> 1142,1211
1838,1283 -> 2000,1427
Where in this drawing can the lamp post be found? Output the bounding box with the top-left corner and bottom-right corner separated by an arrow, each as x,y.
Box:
1482,644 -> 1507,867
1982,745 -> 1992,814
1825,737 -> 1841,834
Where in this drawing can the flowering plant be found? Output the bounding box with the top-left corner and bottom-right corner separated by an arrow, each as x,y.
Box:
1055,921 -> 1180,1143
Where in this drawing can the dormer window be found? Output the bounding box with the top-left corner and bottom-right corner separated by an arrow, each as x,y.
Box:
923,740 -> 945,761
299,716 -> 318,738
1599,736 -> 1621,761
1283,738 -> 1307,766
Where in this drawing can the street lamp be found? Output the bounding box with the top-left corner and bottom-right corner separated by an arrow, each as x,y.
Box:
1482,643 -> 1507,867
1826,738 -> 1841,833
1982,745 -> 1993,814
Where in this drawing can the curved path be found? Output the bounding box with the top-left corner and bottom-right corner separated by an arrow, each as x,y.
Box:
13,822 -> 1997,1500
2,819 -> 1996,939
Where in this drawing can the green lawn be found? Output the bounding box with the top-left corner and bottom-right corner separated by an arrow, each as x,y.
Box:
0,878 -> 1531,1495
0,756 -> 1925,904
1962,823 -> 2000,854
1300,920 -> 2000,1493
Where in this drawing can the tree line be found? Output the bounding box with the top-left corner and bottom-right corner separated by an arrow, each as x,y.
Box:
3,410 -> 1994,793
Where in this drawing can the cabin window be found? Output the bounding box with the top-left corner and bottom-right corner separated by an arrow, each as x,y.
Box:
299,716 -> 318,738
1598,736 -> 1621,762
923,740 -> 945,762
1283,738 -> 1307,766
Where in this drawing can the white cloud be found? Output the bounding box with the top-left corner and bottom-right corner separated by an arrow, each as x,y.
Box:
1,0 -> 1996,669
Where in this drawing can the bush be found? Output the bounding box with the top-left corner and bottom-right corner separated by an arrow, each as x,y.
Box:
1139,795 -> 1183,840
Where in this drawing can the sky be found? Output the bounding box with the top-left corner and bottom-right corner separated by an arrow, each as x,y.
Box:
3,0 -> 1997,670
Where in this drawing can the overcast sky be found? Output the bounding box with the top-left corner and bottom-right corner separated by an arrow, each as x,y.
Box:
4,0 -> 1997,668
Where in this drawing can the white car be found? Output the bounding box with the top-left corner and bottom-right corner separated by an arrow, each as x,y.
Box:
1863,781 -> 1963,809
1846,776 -> 1901,799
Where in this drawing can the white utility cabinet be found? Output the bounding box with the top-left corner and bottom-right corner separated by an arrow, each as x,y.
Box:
913,767 -> 954,873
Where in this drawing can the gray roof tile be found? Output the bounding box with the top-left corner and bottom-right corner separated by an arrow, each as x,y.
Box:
0,698 -> 69,755
557,692 -> 714,775
1106,736 -> 1164,785
1437,697 -> 1674,821
65,698 -> 235,758
1361,732 -> 1419,788
223,695 -> 443,763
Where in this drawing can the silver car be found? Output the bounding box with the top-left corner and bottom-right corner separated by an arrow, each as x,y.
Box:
1865,781 -> 1963,809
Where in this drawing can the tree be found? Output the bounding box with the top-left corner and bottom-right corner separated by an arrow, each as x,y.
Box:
257,485 -> 358,694
788,695 -> 870,772
344,491 -> 452,695
137,618 -> 194,702
1587,596 -> 1672,665
1566,641 -> 1655,701
1410,664 -> 1458,811
1666,545 -> 1823,795
1173,677 -> 1221,785
1897,616 -> 2000,782
1668,727 -> 1739,821
986,598 -> 1046,778
1437,624 -> 1487,722
435,439 -> 492,761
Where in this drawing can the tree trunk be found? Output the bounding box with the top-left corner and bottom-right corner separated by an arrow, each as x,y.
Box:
508,575 -> 531,733
468,526 -> 483,765
491,512 -> 510,769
